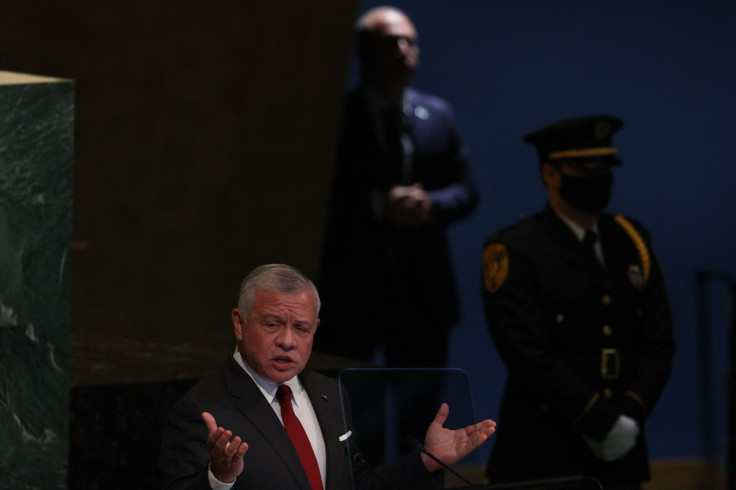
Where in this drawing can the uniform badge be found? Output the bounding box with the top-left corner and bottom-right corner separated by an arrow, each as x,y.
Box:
595,120 -> 612,140
628,265 -> 644,290
483,243 -> 509,293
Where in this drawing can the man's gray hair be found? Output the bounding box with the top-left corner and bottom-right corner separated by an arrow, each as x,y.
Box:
237,264 -> 320,319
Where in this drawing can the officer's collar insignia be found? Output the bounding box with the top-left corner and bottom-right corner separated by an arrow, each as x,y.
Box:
483,243 -> 509,293
628,265 -> 644,291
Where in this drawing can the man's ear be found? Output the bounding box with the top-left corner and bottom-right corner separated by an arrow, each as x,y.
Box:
232,308 -> 245,341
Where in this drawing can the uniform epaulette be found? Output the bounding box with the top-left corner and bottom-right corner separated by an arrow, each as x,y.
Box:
614,215 -> 651,287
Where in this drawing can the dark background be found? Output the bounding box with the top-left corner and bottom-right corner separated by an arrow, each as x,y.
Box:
364,0 -> 736,463
1,0 -> 358,385
1,0 -> 735,470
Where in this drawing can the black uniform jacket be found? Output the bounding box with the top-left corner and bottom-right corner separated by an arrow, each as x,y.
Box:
481,206 -> 674,485
159,356 -> 439,489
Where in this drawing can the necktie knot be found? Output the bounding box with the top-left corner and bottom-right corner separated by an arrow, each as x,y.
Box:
277,384 -> 292,404
582,230 -> 597,254
583,230 -> 598,257
582,229 -> 606,275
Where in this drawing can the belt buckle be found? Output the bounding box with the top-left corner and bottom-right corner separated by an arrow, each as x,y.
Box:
601,348 -> 619,380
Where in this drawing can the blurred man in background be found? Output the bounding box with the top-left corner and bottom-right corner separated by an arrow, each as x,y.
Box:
318,5 -> 477,373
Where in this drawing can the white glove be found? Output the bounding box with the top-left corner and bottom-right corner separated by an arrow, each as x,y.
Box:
583,415 -> 640,462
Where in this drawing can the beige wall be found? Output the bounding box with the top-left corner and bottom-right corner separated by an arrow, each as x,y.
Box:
0,0 -> 358,385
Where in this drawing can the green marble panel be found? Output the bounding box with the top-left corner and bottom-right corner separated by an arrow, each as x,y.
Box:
0,72 -> 74,489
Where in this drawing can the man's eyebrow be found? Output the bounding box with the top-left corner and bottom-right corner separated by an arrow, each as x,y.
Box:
293,319 -> 316,328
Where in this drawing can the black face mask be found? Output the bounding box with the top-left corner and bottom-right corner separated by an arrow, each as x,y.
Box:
558,172 -> 614,213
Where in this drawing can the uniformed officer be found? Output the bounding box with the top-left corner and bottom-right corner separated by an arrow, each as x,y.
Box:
481,115 -> 674,489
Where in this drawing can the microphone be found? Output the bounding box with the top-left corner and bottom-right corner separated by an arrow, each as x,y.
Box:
407,436 -> 473,487
352,452 -> 397,490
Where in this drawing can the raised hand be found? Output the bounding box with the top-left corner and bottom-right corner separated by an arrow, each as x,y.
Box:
202,412 -> 249,483
421,403 -> 496,472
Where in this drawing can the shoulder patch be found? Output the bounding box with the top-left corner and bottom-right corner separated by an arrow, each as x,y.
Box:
483,242 -> 509,293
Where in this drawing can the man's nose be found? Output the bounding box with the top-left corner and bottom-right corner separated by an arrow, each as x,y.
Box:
276,327 -> 296,349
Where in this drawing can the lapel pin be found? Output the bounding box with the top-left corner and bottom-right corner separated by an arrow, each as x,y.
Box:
320,393 -> 328,401
414,106 -> 429,120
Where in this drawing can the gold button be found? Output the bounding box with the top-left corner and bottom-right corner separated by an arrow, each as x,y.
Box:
603,388 -> 613,398
602,294 -> 612,305
603,325 -> 613,336
556,314 -> 565,323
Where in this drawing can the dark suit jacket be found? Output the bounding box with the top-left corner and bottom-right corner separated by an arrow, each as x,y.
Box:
317,87 -> 477,358
159,357 -> 439,489
480,207 -> 674,486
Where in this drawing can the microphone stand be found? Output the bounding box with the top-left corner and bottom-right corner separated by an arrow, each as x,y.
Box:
415,441 -> 473,487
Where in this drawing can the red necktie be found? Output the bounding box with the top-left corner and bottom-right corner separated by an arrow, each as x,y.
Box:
277,385 -> 323,490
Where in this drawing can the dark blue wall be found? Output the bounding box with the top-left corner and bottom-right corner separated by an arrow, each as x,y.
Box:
356,0 -> 736,461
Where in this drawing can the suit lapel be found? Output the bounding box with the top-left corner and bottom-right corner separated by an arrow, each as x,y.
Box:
354,89 -> 381,153
301,371 -> 351,490
222,358 -> 311,489
405,88 -> 422,180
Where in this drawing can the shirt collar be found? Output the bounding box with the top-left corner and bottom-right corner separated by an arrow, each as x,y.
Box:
554,210 -> 599,242
233,348 -> 304,407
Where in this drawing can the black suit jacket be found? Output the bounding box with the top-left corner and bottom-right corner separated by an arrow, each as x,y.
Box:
160,357 -> 439,489
481,207 -> 674,486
